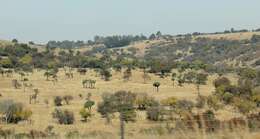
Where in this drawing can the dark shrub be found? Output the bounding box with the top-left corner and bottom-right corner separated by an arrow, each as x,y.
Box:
213,76 -> 231,88
54,96 -> 63,106
52,109 -> 74,125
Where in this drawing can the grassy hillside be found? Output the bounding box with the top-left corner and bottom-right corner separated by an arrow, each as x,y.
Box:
0,31 -> 260,139
0,69 -> 251,139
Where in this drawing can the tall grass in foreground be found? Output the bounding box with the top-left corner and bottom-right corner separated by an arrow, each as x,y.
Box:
1,122 -> 260,139
0,112 -> 260,139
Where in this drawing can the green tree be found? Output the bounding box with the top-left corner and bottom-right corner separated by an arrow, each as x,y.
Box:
97,91 -> 136,139
153,82 -> 161,92
19,54 -> 32,65
12,39 -> 18,44
84,100 -> 95,112
0,58 -> 12,68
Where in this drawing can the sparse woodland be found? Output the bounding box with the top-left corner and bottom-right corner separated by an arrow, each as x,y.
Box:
0,30 -> 260,139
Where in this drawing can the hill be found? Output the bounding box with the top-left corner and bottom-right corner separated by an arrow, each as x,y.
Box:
0,30 -> 260,139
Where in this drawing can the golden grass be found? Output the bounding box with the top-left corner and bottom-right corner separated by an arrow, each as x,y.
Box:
198,32 -> 260,40
0,69 -> 256,139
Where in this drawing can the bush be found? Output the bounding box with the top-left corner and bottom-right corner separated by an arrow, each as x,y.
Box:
254,59 -> 260,66
135,93 -> 159,110
0,129 -> 14,138
247,113 -> 260,130
213,76 -> 231,88
0,100 -> 32,124
54,96 -> 63,106
207,95 -> 222,110
65,130 -> 80,139
79,108 -> 91,122
146,106 -> 165,121
176,99 -> 194,112
161,97 -> 177,108
97,91 -> 137,123
63,95 -> 73,105
100,69 -> 112,81
196,96 -> 207,108
52,109 -> 74,124
223,92 -> 234,104
233,98 -> 256,114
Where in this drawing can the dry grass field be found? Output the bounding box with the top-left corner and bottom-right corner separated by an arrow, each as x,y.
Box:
199,32 -> 260,40
1,68 -> 259,139
1,31 -> 260,138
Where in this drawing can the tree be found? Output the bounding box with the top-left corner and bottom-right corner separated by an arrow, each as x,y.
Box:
44,68 -> 58,81
171,72 -> 177,86
123,67 -> 132,81
84,100 -> 95,112
238,68 -> 258,88
194,73 -> 208,97
149,34 -> 156,40
153,82 -> 161,92
113,63 -> 122,72
142,69 -> 151,84
44,71 -> 51,81
100,69 -> 112,81
97,91 -> 136,139
156,31 -> 162,39
28,41 -> 34,45
183,71 -> 196,84
12,39 -> 18,44
177,75 -> 185,87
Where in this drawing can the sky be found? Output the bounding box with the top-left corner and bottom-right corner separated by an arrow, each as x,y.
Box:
0,0 -> 260,44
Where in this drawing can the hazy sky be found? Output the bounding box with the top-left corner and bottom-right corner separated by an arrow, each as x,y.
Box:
0,0 -> 260,43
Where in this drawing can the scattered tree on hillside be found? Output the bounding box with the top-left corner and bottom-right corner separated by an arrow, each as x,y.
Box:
153,82 -> 161,92
52,109 -> 74,125
100,69 -> 112,81
97,91 -> 136,139
194,73 -> 208,97
123,67 -> 132,81
171,72 -> 177,86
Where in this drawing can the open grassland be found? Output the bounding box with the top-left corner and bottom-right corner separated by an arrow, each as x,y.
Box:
1,31 -> 260,138
199,32 -> 260,40
1,69 -> 258,139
